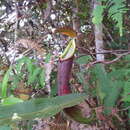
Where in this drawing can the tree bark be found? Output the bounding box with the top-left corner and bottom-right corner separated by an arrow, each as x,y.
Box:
93,0 -> 104,61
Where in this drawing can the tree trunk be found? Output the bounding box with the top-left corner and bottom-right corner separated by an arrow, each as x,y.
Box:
93,0 -> 104,61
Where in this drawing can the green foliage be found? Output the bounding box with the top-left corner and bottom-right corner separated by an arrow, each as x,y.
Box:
77,1 -> 89,20
27,67 -> 41,85
75,52 -> 130,119
103,81 -> 123,114
76,72 -> 84,84
12,57 -> 45,89
122,81 -> 130,102
94,60 -> 130,115
75,56 -> 92,65
107,0 -> 127,36
94,64 -> 110,102
0,93 -> 87,126
111,56 -> 130,103
128,109 -> 130,123
92,0 -> 127,36
45,53 -> 52,63
92,5 -> 105,25
1,67 -> 12,98
0,95 -> 23,106
0,125 -> 11,130
93,64 -> 123,114
39,69 -> 45,87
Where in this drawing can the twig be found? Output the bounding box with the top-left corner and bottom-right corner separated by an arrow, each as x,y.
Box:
118,106 -> 130,112
22,49 -> 33,56
14,2 -> 19,41
86,52 -> 130,70
76,49 -> 130,60
42,0 -> 52,23
78,47 -> 130,55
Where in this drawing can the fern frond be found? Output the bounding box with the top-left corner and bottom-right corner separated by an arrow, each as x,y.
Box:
92,0 -> 127,36
107,0 -> 127,36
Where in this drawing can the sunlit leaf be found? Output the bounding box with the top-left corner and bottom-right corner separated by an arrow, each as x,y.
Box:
1,67 -> 12,98
0,93 -> 86,125
1,96 -> 23,106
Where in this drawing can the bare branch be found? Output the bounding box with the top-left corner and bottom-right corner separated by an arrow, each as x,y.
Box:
85,52 -> 130,70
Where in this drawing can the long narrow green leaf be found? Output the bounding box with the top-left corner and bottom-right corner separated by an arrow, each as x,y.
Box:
39,69 -> 45,87
45,53 -> 52,63
1,96 -> 23,106
26,59 -> 34,75
0,93 -> 86,126
1,67 -> 12,98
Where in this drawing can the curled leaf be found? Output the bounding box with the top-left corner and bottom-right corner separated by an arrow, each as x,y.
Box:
60,39 -> 76,61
